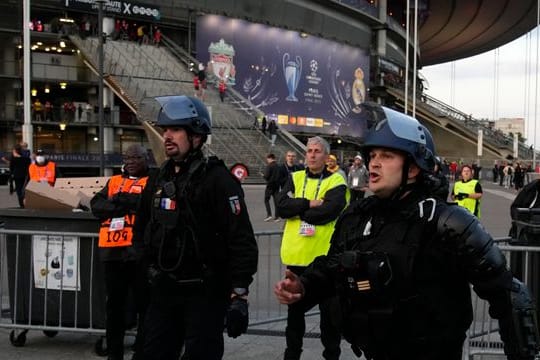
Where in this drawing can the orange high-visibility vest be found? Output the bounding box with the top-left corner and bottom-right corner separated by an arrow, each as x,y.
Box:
98,175 -> 148,248
29,162 -> 56,186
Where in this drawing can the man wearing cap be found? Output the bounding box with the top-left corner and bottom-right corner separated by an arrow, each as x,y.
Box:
326,154 -> 346,181
28,149 -> 57,187
347,155 -> 369,202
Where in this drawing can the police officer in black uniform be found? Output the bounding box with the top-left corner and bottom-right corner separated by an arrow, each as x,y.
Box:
275,105 -> 540,360
133,95 -> 258,360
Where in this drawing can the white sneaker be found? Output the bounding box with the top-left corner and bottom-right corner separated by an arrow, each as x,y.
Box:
264,216 -> 273,222
274,218 -> 281,222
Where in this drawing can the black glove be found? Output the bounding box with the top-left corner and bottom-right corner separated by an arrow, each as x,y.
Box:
455,192 -> 468,200
226,297 -> 248,338
112,192 -> 139,209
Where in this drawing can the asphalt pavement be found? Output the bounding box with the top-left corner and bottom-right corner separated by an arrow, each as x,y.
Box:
0,180 -> 517,359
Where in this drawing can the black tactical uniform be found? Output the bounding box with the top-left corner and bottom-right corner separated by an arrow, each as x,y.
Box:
303,185 -> 539,359
133,95 -> 258,360
281,105 -> 539,360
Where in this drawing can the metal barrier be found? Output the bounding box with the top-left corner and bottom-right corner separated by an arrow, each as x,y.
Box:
464,237 -> 540,359
0,228 -> 106,346
2,228 -> 537,357
0,228 -> 291,346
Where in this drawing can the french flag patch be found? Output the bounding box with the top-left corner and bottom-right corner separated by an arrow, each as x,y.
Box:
160,198 -> 176,210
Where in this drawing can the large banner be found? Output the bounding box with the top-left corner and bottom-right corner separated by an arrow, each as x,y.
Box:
196,15 -> 370,138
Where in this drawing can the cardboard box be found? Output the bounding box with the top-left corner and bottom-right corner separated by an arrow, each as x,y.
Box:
55,177 -> 108,208
56,177 -> 109,209
25,180 -> 82,210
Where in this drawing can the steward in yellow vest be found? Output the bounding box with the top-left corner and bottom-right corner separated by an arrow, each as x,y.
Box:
279,168 -> 349,265
276,136 -> 348,360
452,164 -> 483,218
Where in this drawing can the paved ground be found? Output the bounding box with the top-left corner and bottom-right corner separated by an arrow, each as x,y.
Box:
0,180 -> 518,359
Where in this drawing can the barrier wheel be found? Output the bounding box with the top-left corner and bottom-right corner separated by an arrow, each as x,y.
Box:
9,329 -> 27,347
43,330 -> 58,338
94,336 -> 108,357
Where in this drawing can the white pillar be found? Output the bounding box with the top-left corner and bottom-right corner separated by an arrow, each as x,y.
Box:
23,0 -> 33,151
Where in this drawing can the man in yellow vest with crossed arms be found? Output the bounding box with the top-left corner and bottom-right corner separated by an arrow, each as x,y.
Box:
277,136 -> 349,360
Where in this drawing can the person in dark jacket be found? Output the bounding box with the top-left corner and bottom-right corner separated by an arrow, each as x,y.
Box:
275,105 -> 539,360
264,153 -> 281,221
133,95 -> 258,360
91,144 -> 151,360
8,143 -> 31,208
278,151 -> 305,190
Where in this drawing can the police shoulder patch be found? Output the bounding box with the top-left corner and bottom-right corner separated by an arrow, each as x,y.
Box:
228,195 -> 242,215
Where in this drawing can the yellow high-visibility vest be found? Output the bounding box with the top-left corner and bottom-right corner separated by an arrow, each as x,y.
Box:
453,179 -> 481,218
281,170 -> 348,266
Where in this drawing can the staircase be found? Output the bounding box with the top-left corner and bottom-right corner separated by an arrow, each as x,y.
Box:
70,35 -> 306,178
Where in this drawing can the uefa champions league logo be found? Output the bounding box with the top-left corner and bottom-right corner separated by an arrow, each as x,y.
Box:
282,53 -> 302,102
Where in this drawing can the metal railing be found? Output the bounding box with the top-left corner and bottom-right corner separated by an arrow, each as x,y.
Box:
0,229 -> 287,338
2,225 -> 539,357
388,86 -> 536,159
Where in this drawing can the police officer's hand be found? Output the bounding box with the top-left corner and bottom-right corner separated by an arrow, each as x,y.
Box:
226,297 -> 249,338
274,269 -> 304,304
454,192 -> 468,200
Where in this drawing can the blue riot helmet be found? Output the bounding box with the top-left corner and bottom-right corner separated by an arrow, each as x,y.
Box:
361,106 -> 435,173
420,124 -> 436,173
154,95 -> 211,135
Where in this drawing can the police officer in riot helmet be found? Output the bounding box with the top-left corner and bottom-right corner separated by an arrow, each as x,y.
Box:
420,126 -> 449,201
275,105 -> 539,360
133,95 -> 258,359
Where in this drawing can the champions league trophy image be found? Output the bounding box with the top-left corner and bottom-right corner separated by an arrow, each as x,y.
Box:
282,53 -> 302,102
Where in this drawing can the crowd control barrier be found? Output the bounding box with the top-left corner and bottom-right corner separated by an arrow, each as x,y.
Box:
0,212 -> 290,352
0,208 -> 108,353
2,209 -> 539,359
463,236 -> 540,359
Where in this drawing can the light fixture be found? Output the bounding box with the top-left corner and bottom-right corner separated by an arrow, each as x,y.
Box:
60,82 -> 67,89
45,47 -> 50,52
93,136 -> 99,142
299,32 -> 308,38
31,88 -> 37,96
51,46 -> 57,50
59,123 -> 67,131
17,44 -> 22,49
59,41 -> 66,48
337,139 -> 342,144
57,49 -> 62,53
37,42 -> 43,46
59,18 -> 74,23
44,85 -> 50,93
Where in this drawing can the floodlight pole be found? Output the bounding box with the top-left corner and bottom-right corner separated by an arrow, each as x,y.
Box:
97,0 -> 105,176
